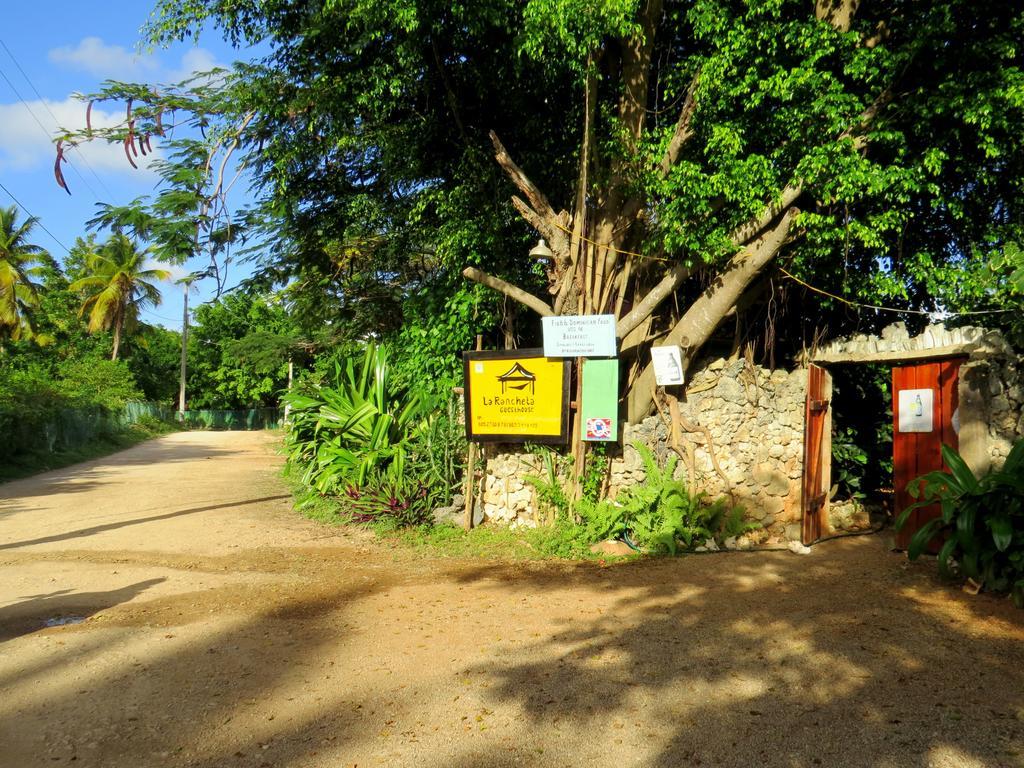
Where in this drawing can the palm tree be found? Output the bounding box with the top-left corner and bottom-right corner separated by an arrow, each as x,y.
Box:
70,233 -> 171,360
0,205 -> 48,344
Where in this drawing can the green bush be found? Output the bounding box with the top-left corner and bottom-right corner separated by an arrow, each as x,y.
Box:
56,357 -> 143,408
897,442 -> 1024,607
283,343 -> 453,526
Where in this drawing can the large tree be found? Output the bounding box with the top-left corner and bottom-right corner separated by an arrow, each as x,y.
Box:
68,0 -> 1024,414
70,234 -> 171,361
186,291 -> 299,409
0,206 -> 49,345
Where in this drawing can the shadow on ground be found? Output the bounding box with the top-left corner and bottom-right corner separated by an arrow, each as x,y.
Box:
0,496 -> 292,551
0,578 -> 166,643
1,537 -> 1021,768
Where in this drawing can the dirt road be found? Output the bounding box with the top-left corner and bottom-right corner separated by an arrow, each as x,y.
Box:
1,431 -> 1022,768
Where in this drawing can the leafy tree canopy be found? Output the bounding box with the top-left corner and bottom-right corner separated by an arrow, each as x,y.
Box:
187,291 -> 299,409
63,0 -> 1024,416
69,234 -> 171,361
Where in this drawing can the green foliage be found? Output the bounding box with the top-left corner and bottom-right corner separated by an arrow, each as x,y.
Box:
56,358 -> 143,409
831,426 -> 867,500
527,442 -> 751,557
407,394 -> 467,504
124,325 -> 183,404
581,444 -> 609,503
283,343 -> 447,526
0,205 -> 49,344
0,359 -> 165,473
830,364 -> 893,501
187,292 -> 298,408
616,443 -> 744,555
62,0 -> 1024,402
897,442 -> 1024,607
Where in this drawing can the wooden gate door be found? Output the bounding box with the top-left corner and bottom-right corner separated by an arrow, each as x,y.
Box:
892,359 -> 965,550
801,364 -> 832,545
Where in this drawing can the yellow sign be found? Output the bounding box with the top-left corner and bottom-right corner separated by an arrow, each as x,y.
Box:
463,350 -> 570,443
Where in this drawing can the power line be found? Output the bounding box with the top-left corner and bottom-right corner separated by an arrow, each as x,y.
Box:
0,179 -> 72,255
0,38 -> 116,201
778,266 -> 1013,317
0,55 -> 103,201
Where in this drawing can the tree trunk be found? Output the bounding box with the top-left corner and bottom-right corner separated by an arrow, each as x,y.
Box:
111,313 -> 122,361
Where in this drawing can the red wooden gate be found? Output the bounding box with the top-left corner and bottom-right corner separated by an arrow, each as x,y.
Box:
801,364 -> 832,544
892,359 -> 965,550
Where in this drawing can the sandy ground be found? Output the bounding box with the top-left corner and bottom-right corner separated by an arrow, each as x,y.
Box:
0,430 -> 1022,768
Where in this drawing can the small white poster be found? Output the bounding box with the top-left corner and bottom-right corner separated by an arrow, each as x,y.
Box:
898,388 -> 934,433
651,345 -> 685,386
542,314 -> 617,358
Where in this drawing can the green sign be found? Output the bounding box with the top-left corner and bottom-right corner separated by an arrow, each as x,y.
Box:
581,358 -> 618,442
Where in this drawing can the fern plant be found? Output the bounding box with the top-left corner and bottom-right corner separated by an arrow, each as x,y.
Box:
618,443 -> 746,554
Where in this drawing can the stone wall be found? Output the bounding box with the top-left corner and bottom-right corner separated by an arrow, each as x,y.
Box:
959,356 -> 1024,473
608,360 -> 808,542
470,323 -> 1024,545
476,358 -> 811,543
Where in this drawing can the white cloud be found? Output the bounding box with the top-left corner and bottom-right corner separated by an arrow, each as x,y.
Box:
0,96 -> 161,179
165,48 -> 223,85
143,257 -> 192,284
49,36 -> 223,85
0,38 -> 228,193
48,37 -> 159,81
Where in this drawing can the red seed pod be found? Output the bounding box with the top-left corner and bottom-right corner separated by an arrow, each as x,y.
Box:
54,139 -> 71,195
123,135 -> 138,169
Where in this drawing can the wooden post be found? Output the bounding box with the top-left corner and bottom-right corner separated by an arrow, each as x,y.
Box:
464,334 -> 483,531
570,356 -> 586,502
177,281 -> 189,416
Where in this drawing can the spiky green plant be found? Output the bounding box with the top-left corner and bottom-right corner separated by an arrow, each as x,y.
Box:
283,343 -> 435,495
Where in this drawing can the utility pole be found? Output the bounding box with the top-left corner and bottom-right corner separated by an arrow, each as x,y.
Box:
178,280 -> 190,416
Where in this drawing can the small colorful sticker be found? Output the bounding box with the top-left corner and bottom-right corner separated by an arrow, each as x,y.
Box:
586,417 -> 613,440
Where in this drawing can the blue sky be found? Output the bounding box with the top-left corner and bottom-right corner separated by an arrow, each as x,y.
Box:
0,3 -> 263,330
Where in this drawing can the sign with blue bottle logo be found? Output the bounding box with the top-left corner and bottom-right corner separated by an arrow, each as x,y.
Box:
897,388 -> 934,433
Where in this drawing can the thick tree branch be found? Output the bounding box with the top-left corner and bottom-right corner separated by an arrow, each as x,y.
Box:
729,182 -> 803,245
815,0 -> 860,32
615,261 -> 690,340
462,266 -> 554,317
510,197 -> 550,241
490,131 -> 570,263
628,209 -> 797,420
658,70 -> 700,178
672,209 -> 797,351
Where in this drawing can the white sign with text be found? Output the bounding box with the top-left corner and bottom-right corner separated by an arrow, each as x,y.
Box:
542,314 -> 617,358
650,345 -> 685,386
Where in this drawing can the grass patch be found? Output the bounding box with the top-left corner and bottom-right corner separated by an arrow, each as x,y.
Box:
0,419 -> 180,483
283,459 -> 641,562
388,523 -> 555,560
286,474 -> 628,561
